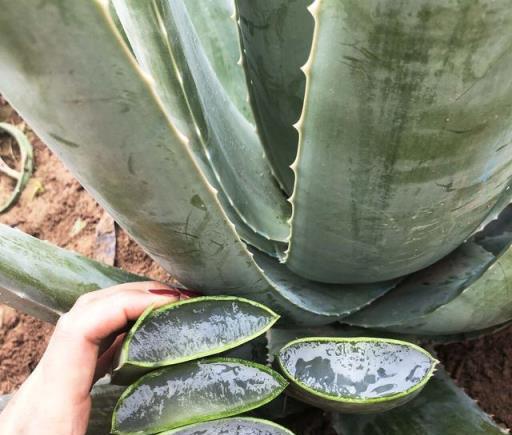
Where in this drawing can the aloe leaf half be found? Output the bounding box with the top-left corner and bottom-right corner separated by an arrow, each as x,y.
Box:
159,417 -> 295,435
113,296 -> 279,384
112,358 -> 288,435
0,224 -> 144,323
278,338 -> 437,413
330,369 -> 507,435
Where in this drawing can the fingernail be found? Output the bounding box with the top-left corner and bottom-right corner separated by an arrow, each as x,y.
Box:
178,289 -> 202,298
148,288 -> 182,298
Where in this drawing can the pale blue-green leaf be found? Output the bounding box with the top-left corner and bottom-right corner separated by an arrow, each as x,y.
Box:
236,0 -> 314,193
286,0 -> 512,283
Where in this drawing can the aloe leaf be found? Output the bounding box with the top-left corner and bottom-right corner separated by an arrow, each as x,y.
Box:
0,0 -> 284,293
330,369 -> 507,435
347,205 -> 512,335
0,123 -> 33,213
236,0 -> 314,194
278,338 -> 437,413
0,224 -> 144,323
113,296 -> 279,384
158,417 -> 295,435
159,0 -> 290,242
250,249 -> 398,323
184,0 -> 255,125
111,358 -> 288,435
286,0 -> 512,283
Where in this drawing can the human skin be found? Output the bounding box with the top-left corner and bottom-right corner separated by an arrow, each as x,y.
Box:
0,281 -> 192,435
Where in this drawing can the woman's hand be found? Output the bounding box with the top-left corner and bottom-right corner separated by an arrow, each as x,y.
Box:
0,281 -> 191,435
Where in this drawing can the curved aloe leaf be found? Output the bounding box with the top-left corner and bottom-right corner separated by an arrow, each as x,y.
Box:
184,0 -> 255,125
159,417 -> 295,435
330,369 -> 507,435
0,0 -> 280,294
347,205 -> 512,335
159,0 -> 290,242
0,123 -> 33,213
0,224 -> 144,323
286,0 -> 512,283
113,296 -> 279,384
236,0 -> 314,193
112,358 -> 288,435
278,338 -> 437,413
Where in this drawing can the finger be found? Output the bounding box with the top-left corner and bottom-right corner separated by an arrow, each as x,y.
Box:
40,282 -> 181,401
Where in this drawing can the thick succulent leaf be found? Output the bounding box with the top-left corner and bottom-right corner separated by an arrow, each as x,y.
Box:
0,224 -> 144,323
112,358 -> 288,435
330,369 -> 507,435
250,249 -> 398,322
286,0 -> 512,283
184,0 -> 255,124
0,123 -> 33,213
0,0 -> 286,293
113,296 -> 279,384
278,338 -> 437,413
236,0 -> 314,194
159,0 -> 290,242
159,417 -> 295,435
347,205 -> 512,334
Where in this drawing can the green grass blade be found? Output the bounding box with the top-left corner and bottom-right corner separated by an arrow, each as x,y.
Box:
0,224 -> 144,323
236,0 -> 313,194
113,296 -> 279,384
286,0 -> 512,283
112,358 -> 288,435
278,337 -> 437,413
159,417 -> 295,435
347,205 -> 512,335
330,369 -> 507,434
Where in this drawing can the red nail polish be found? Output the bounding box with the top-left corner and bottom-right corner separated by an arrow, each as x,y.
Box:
148,288 -> 182,297
178,289 -> 202,298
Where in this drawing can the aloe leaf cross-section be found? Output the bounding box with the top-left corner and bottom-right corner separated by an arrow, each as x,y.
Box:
278,337 -> 437,413
112,358 -> 288,435
159,417 -> 295,435
113,296 -> 279,384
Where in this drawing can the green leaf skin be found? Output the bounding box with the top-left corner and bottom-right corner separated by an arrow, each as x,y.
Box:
0,224 -> 144,324
286,0 -> 512,283
330,369 -> 507,435
236,0 -> 314,194
347,205 -> 512,335
158,417 -> 295,435
0,0 -> 278,295
0,123 -> 33,213
184,0 -> 256,125
159,0 -> 291,242
113,296 -> 279,384
111,358 -> 288,435
278,338 -> 437,413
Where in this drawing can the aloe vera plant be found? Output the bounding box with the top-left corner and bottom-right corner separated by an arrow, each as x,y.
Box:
0,0 -> 511,433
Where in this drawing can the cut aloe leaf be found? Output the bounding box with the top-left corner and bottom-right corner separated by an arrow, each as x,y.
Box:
112,358 -> 288,435
278,338 -> 437,413
159,417 -> 295,435
330,369 -> 507,435
113,296 -> 279,384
